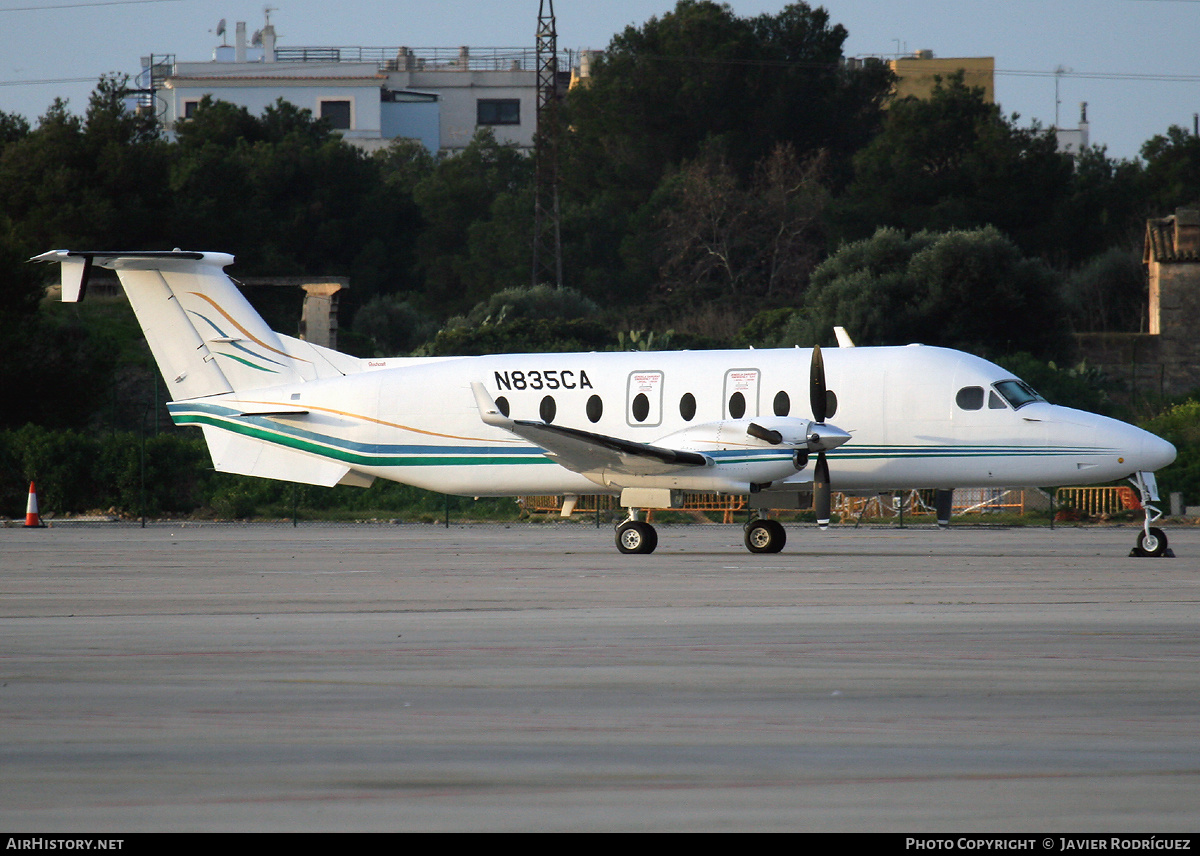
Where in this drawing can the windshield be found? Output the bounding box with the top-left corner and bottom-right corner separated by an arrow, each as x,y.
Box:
993,379 -> 1044,409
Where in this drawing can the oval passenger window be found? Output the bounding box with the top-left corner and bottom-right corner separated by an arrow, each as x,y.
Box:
631,393 -> 650,423
679,393 -> 696,421
728,391 -> 746,419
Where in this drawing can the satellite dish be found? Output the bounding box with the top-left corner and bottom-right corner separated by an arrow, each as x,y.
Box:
251,29 -> 263,47
216,18 -> 226,36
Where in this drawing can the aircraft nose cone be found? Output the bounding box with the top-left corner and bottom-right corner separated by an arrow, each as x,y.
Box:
1139,431 -> 1176,472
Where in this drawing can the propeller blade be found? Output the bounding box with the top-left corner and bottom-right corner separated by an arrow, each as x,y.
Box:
810,344 -> 827,425
813,452 -> 831,529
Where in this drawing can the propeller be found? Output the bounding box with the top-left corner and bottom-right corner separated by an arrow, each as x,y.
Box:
744,344 -> 848,528
809,345 -> 834,528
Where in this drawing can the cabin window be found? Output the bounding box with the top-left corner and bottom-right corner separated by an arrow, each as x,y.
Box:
988,390 -> 1007,409
728,391 -> 746,419
825,390 -> 838,418
631,392 -> 650,423
679,393 -> 696,421
956,386 -> 984,411
773,390 -> 790,417
495,396 -> 510,417
540,395 -> 556,423
993,380 -> 1044,410
586,395 -> 603,423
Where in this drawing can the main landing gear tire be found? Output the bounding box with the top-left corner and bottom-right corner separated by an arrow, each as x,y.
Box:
616,521 -> 658,554
1133,526 -> 1169,558
744,519 -> 786,554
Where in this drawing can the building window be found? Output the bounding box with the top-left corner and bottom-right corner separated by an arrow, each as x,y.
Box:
319,99 -> 352,130
182,100 -> 201,119
477,98 -> 520,126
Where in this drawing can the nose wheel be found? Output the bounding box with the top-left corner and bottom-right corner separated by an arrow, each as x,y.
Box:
1132,526 -> 1169,558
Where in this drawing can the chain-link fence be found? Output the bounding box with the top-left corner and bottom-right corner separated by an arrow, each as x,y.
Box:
10,485 -> 1129,530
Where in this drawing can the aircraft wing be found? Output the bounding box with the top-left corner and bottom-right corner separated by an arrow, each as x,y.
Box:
470,383 -> 708,477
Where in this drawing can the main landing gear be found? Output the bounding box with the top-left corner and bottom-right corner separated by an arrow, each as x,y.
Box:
615,511 -> 788,555
615,512 -> 658,554
744,517 -> 786,554
1129,471 -> 1173,558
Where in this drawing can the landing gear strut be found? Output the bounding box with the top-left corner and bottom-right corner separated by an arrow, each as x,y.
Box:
1129,471 -> 1173,558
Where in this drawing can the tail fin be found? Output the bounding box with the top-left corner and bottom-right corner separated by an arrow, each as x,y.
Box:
33,250 -> 358,397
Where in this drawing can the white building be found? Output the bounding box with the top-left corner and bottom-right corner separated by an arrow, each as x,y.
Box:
142,21 -> 570,153
1055,102 -> 1091,155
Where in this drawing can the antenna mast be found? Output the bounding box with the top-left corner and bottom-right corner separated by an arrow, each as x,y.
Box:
533,0 -> 563,288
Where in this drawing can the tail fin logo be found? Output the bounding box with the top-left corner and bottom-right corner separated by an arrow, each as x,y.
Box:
186,291 -> 311,374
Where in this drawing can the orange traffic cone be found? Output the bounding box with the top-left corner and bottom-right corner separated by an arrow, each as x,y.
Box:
24,481 -> 44,528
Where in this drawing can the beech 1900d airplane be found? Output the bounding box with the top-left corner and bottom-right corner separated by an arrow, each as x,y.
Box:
34,250 -> 1178,557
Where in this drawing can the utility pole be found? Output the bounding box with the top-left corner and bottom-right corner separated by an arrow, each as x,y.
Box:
533,0 -> 563,288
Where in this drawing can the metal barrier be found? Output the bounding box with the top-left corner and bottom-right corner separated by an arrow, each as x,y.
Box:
648,493 -> 747,524
518,493 -> 748,523
1055,486 -> 1141,516
518,488 -> 1046,526
518,494 -> 615,516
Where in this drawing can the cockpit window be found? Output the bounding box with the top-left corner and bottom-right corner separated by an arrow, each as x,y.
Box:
988,390 -> 1007,410
956,386 -> 984,410
993,379 -> 1044,410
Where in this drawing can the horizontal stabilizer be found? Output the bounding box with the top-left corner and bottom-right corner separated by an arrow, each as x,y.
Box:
201,425 -> 353,487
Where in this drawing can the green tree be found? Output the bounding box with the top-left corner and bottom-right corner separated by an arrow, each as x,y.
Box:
1061,248 -> 1147,333
1141,125 -> 1200,213
558,1 -> 891,303
649,142 -> 829,308
169,96 -> 420,304
564,1 -> 889,195
789,226 -> 1067,358
833,73 -> 1074,262
0,109 -> 30,144
1142,399 -> 1200,505
411,129 -> 533,314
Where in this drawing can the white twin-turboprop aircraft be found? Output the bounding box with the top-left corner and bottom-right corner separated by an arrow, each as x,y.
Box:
34,250 -> 1177,556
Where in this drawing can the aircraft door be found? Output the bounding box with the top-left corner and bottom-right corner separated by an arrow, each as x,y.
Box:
724,368 -> 760,419
627,370 -> 664,427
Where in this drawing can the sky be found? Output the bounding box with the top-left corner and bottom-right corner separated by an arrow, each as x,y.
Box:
1,0 -> 1198,160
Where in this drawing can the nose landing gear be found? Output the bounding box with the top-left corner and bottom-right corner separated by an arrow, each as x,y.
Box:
1129,472 -> 1174,558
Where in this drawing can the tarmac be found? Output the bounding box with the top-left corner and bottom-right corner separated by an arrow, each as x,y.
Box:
1,521 -> 1197,832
